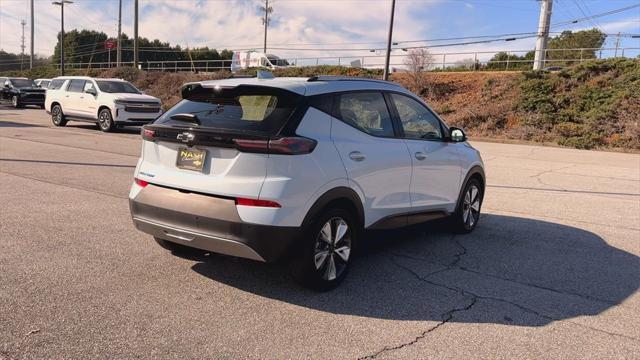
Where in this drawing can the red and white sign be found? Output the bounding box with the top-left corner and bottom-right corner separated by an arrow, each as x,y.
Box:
104,40 -> 117,49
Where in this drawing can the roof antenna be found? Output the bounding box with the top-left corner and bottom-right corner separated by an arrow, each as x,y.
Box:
256,70 -> 275,79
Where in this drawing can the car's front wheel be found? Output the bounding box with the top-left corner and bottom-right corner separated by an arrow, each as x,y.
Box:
97,108 -> 115,132
12,95 -> 22,108
451,178 -> 483,233
291,207 -> 357,291
51,104 -> 67,126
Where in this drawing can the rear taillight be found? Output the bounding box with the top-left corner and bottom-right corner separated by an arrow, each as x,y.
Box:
141,128 -> 155,141
134,177 -> 149,187
236,197 -> 281,208
233,136 -> 316,155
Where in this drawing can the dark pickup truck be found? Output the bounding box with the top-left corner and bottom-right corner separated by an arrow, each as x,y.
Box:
0,77 -> 46,108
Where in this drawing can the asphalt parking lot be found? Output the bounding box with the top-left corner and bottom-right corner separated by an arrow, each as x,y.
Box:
1,106 -> 639,359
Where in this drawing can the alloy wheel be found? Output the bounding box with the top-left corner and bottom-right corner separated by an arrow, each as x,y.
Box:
313,217 -> 352,281
52,106 -> 61,124
98,110 -> 111,130
462,184 -> 481,229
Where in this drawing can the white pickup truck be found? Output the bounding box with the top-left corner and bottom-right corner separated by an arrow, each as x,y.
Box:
45,76 -> 162,132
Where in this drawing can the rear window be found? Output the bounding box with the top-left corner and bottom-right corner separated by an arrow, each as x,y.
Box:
155,85 -> 302,135
49,79 -> 65,89
10,79 -> 34,88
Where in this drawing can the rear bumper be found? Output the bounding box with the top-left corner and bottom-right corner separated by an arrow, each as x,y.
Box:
129,184 -> 300,262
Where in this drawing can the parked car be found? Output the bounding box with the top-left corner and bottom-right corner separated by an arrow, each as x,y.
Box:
45,76 -> 162,132
34,78 -> 52,89
129,75 -> 485,290
0,77 -> 46,108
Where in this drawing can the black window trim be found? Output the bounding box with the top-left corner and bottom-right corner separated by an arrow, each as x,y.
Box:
327,90 -> 402,139
384,90 -> 451,143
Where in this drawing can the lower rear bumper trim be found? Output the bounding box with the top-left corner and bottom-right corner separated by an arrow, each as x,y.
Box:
133,217 -> 266,262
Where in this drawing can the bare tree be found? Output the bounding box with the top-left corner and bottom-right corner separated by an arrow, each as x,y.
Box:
403,48 -> 434,93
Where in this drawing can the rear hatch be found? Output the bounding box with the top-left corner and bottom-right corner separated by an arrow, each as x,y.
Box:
136,84 -> 310,200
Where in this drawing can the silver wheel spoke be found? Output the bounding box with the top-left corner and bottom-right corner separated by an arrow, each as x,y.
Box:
320,222 -> 332,244
314,251 -> 329,269
334,246 -> 350,262
463,208 -> 470,224
334,220 -> 348,244
470,187 -> 478,203
324,254 -> 337,281
471,201 -> 480,211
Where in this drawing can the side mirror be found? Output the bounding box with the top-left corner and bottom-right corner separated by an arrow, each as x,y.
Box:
449,127 -> 467,142
85,88 -> 97,96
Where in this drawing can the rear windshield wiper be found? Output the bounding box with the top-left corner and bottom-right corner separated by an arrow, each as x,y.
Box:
170,113 -> 201,125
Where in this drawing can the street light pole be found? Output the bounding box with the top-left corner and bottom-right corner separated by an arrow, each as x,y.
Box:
117,0 -> 122,67
383,0 -> 396,80
52,1 -> 73,76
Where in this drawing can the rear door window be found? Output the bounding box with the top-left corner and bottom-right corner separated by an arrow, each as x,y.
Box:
335,92 -> 394,137
49,79 -> 65,90
155,85 -> 301,135
67,80 -> 85,92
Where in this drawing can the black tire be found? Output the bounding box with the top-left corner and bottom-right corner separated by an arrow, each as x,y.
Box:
154,237 -> 207,257
11,95 -> 22,108
97,108 -> 115,132
451,178 -> 483,233
51,104 -> 67,126
290,207 -> 358,291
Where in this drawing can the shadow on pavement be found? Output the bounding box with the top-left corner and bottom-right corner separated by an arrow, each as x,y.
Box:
66,123 -> 142,135
0,120 -> 45,128
190,214 -> 639,326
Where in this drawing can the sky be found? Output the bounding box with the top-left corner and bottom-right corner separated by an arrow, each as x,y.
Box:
1,0 -> 639,66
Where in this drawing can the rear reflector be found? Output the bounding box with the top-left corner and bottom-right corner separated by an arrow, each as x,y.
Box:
141,128 -> 155,141
234,136 -> 316,155
236,197 -> 281,208
134,177 -> 149,187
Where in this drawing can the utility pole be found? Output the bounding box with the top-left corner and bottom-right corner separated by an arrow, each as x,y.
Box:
134,0 -> 139,69
20,19 -> 26,70
52,1 -> 73,76
30,0 -> 34,69
614,32 -> 621,57
117,0 -> 122,67
260,0 -> 273,53
533,0 -> 553,70
383,0 -> 396,80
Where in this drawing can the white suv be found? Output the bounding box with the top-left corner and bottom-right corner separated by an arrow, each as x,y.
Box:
45,76 -> 162,132
129,75 -> 485,290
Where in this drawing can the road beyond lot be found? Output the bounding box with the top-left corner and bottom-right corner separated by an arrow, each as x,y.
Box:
1,107 -> 639,359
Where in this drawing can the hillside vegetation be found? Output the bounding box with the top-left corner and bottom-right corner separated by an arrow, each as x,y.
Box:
3,58 -> 638,150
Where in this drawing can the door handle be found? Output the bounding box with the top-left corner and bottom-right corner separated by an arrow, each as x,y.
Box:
65,95 -> 70,97
80,96 -> 84,99
349,151 -> 366,162
415,152 -> 427,160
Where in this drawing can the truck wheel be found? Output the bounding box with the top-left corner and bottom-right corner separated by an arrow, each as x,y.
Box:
51,104 -> 67,126
12,96 -> 22,108
98,108 -> 115,132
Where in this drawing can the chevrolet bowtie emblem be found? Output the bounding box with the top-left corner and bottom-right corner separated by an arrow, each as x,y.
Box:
177,132 -> 195,143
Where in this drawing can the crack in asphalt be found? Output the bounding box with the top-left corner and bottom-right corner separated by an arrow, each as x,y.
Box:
361,237 -> 639,358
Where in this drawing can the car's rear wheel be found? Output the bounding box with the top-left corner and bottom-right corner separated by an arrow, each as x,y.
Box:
98,108 -> 115,132
451,178 -> 483,233
51,104 -> 67,126
291,208 -> 357,291
154,237 -> 207,257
